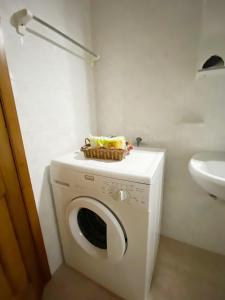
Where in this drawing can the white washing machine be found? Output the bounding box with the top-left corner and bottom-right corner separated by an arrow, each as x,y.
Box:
50,148 -> 165,300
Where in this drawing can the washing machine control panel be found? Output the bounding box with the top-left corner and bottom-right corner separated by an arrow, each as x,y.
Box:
52,168 -> 150,210
101,179 -> 149,209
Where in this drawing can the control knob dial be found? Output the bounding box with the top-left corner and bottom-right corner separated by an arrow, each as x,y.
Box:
112,190 -> 129,202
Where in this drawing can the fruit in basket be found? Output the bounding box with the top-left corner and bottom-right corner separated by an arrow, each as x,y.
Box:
127,144 -> 134,151
89,135 -> 126,150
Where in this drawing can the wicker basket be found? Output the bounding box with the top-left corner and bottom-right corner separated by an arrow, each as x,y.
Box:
81,138 -> 127,161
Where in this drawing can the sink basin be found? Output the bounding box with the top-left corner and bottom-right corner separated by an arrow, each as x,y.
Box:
189,152 -> 225,200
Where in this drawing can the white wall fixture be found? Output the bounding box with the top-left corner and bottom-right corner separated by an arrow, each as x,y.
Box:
201,55 -> 224,70
196,67 -> 225,79
13,8 -> 100,64
189,152 -> 225,200
197,0 -> 225,78
196,55 -> 225,79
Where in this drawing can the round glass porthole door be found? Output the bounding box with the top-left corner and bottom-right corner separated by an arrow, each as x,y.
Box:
67,197 -> 127,262
77,208 -> 107,249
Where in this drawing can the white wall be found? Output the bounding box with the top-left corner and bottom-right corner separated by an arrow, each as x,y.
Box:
91,0 -> 225,255
0,0 -> 96,273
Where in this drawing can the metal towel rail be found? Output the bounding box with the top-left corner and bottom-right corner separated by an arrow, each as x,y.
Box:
14,9 -> 100,62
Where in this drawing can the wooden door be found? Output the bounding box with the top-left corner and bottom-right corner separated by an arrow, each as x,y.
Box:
0,24 -> 50,299
0,103 -> 41,299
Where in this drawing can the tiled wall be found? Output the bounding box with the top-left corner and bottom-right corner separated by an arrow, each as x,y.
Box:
91,0 -> 225,255
0,0 -> 96,273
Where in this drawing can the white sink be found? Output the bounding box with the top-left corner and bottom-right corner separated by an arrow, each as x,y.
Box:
189,152 -> 225,200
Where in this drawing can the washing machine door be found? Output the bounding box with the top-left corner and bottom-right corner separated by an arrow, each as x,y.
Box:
67,197 -> 127,263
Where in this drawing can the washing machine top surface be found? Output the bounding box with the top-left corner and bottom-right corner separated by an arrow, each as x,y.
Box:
51,147 -> 165,184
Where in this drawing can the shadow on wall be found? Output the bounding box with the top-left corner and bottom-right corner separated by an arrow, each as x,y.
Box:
38,166 -> 63,274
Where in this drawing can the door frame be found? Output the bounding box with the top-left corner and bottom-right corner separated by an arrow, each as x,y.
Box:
0,23 -> 50,283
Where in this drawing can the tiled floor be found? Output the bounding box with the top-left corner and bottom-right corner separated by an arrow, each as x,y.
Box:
42,236 -> 225,300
